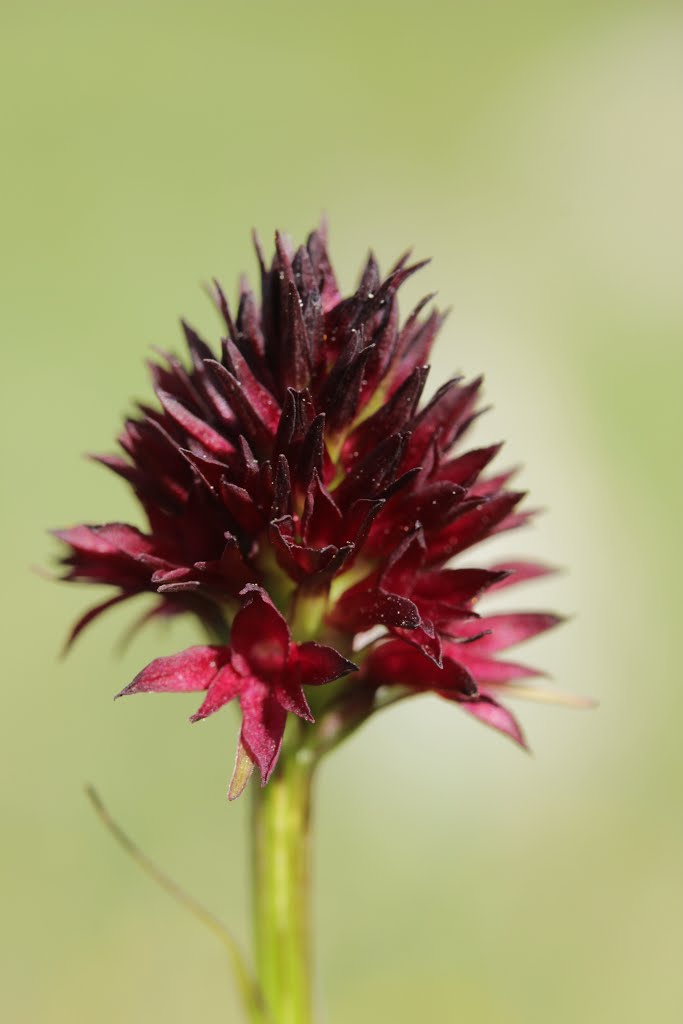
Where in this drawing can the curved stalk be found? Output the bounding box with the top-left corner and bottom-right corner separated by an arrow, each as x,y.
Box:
85,786 -> 271,1024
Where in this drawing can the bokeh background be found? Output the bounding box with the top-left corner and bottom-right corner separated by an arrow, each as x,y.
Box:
2,1 -> 682,1021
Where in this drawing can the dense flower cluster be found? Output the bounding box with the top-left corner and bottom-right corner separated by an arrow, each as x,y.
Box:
54,226 -> 567,795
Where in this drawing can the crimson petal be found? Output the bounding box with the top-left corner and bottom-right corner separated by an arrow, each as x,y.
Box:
456,613 -> 564,652
118,645 -> 228,696
453,653 -> 545,685
274,681 -> 314,722
454,694 -> 528,749
294,642 -> 357,686
239,682 -> 288,783
190,662 -> 244,721
232,585 -> 290,678
63,593 -> 131,652
366,639 -> 476,697
486,561 -> 557,590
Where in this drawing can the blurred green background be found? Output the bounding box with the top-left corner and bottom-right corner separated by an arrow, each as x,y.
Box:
2,1 -> 682,1021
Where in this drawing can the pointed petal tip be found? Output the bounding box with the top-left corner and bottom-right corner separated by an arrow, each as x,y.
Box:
49,527 -> 71,543
545,612 -> 571,631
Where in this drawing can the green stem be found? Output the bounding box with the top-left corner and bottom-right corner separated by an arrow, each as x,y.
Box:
251,745 -> 316,1024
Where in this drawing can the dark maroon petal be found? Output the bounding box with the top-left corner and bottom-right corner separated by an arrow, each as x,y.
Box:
179,448 -> 230,493
486,561 -> 557,589
431,609 -> 481,636
405,376 -> 482,467
298,544 -> 354,589
340,497 -> 385,553
190,663 -> 244,721
53,523 -> 158,593
156,390 -> 234,458
470,466 -> 519,498
273,388 -> 297,453
151,566 -> 193,587
223,340 -> 282,433
318,330 -> 361,409
181,319 -> 215,366
117,645 -> 228,697
424,492 -> 526,565
53,524 -> 149,557
269,519 -> 352,585
296,414 -> 326,493
372,482 -> 466,552
273,681 -> 314,722
116,417 -> 193,507
325,343 -> 375,433
271,454 -> 292,519
333,432 -> 409,508
181,322 -> 239,424
455,613 -> 564,652
413,568 -> 510,606
292,243 -> 319,300
389,302 -> 445,391
294,642 -> 357,686
90,452 -> 153,495
331,583 -> 420,632
275,233 -> 313,391
306,224 -> 341,311
231,585 -> 290,678
220,480 -> 264,533
379,527 -> 426,592
373,465 -> 421,504
366,639 -> 476,696
357,251 -> 381,297
150,348 -> 213,420
236,433 -> 260,479
360,294 -> 399,395
206,360 -> 275,452
217,534 -> 258,589
94,523 -> 156,556
453,694 -> 528,749
452,653 -> 545,684
300,473 -> 343,546
239,682 -> 288,783
391,620 -> 443,666
63,593 -> 132,651
491,506 -> 538,536
211,276 -> 239,338
433,444 -> 502,487
186,533 -> 257,597
235,282 -> 269,374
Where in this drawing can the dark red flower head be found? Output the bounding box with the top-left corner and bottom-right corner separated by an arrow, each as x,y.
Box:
54,224 -> 580,796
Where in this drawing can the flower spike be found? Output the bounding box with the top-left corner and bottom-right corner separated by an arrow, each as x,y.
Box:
54,225 -> 577,795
